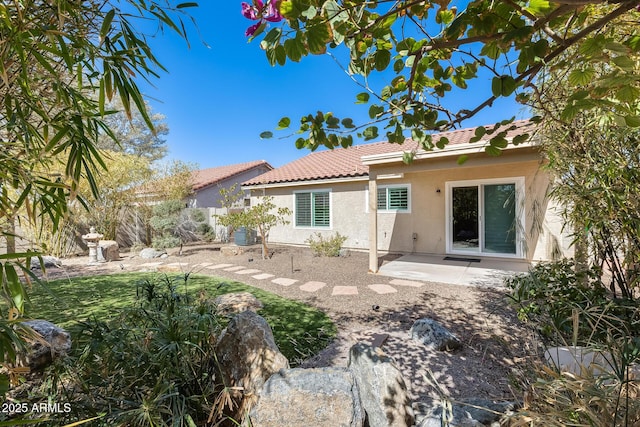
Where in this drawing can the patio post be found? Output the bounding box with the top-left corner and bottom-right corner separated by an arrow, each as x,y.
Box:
368,173 -> 378,273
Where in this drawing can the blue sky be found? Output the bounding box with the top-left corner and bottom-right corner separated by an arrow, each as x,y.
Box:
139,2 -> 529,169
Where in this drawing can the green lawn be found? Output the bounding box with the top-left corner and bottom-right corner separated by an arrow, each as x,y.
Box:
26,272 -> 336,365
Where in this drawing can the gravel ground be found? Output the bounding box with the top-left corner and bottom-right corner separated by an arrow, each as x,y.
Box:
40,242 -> 541,404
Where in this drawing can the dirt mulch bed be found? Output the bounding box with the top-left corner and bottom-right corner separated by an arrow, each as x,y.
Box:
39,242 -> 541,404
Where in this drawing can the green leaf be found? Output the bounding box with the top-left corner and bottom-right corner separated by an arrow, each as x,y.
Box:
393,59 -> 405,73
100,9 -> 115,41
277,117 -> 291,130
295,137 -> 306,149
374,50 -> 391,71
491,76 -> 502,97
500,76 -> 516,96
485,146 -> 502,156
177,2 -> 199,8
284,35 -> 306,62
341,118 -> 355,128
624,115 -> 640,127
568,68 -> 595,86
356,92 -> 370,104
302,6 -> 317,19
436,136 -> 449,149
260,131 -> 274,139
513,134 -> 530,145
305,19 -> 332,54
362,126 -> 379,140
457,154 -> 469,165
612,56 -> 635,71
490,136 -> 508,148
526,0 -> 552,16
368,104 -> 384,119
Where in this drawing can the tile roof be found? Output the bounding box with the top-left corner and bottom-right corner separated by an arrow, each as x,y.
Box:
243,119 -> 536,186
192,160 -> 272,191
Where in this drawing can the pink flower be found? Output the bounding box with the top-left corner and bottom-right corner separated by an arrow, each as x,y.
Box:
241,0 -> 283,36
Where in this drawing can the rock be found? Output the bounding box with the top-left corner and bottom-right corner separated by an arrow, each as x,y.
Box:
339,248 -> 351,257
414,398 -> 517,427
98,240 -> 120,261
215,311 -> 289,410
139,248 -> 167,259
348,343 -> 414,427
19,320 -> 71,369
215,292 -> 264,317
410,318 -> 462,352
250,367 -> 364,427
220,245 -> 245,256
29,256 -> 62,270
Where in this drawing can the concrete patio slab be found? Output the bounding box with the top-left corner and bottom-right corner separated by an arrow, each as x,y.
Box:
300,281 -> 326,292
378,254 -> 530,287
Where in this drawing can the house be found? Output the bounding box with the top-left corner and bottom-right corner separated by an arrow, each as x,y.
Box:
188,160 -> 273,242
189,160 -> 273,208
243,120 -> 572,272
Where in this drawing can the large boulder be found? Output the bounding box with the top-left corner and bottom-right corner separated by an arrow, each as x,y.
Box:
410,318 -> 462,352
215,311 -> 289,409
98,240 -> 120,261
348,343 -> 414,427
414,398 -> 517,427
215,292 -> 263,317
250,367 -> 364,427
139,248 -> 167,259
19,320 -> 71,369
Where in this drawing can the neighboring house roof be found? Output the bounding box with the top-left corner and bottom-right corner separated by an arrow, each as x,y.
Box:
192,160 -> 273,191
244,119 -> 537,186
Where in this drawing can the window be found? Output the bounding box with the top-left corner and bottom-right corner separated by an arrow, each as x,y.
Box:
376,185 -> 410,212
295,191 -> 330,227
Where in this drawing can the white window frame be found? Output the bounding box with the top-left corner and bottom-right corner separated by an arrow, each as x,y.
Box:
293,189 -> 332,229
445,177 -> 525,259
366,184 -> 411,213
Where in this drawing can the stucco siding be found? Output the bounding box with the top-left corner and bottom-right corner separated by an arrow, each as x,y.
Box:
191,165 -> 271,208
250,150 -> 571,261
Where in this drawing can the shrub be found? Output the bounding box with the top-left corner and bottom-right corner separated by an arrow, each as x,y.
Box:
504,259 -> 640,346
306,232 -> 347,257
506,259 -> 640,427
9,276 -> 229,426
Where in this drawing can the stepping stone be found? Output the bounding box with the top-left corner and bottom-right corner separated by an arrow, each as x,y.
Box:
224,266 -> 246,272
271,277 -> 298,287
368,284 -> 397,294
139,262 -> 164,267
389,278 -> 425,288
206,263 -> 234,270
235,268 -> 262,275
300,281 -> 326,292
166,262 -> 189,267
193,262 -> 213,267
253,273 -> 275,280
332,286 -> 358,296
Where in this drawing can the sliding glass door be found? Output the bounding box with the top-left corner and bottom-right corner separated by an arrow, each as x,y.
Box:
447,178 -> 523,257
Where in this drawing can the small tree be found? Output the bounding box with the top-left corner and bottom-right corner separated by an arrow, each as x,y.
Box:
216,187 -> 291,259
246,196 -> 292,259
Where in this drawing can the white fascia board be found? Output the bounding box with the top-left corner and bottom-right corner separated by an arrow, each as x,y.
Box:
361,139 -> 536,166
242,175 -> 369,190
